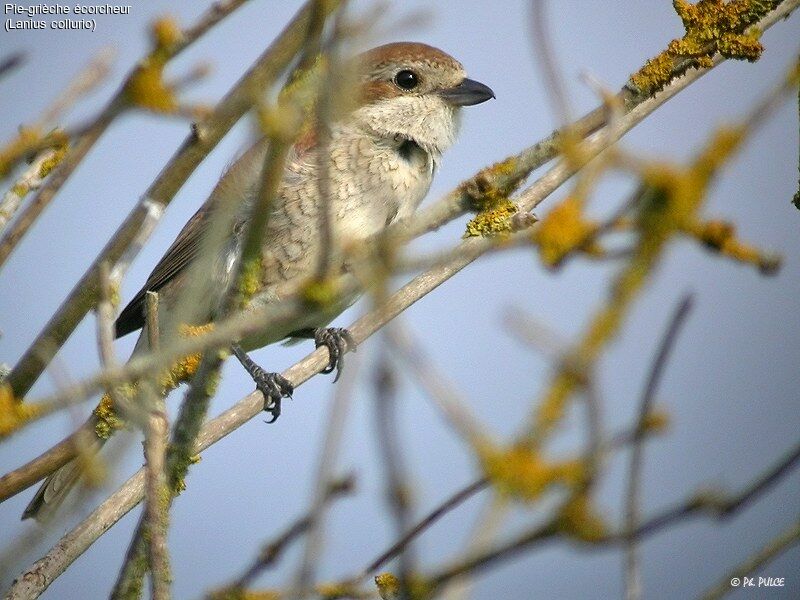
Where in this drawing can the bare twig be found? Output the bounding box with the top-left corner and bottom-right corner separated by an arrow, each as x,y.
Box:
291,353 -> 361,595
373,348 -> 415,597
624,294 -> 694,600
385,325 -> 484,445
220,476 -> 355,595
359,478 -> 490,580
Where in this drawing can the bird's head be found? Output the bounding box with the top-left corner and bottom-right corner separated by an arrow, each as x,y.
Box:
350,42 -> 494,157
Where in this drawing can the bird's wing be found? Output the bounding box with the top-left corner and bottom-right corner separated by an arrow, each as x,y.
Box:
115,137 -> 274,339
114,205 -> 210,338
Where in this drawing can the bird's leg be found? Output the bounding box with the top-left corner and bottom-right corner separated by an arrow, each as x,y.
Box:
289,327 -> 357,383
231,344 -> 293,423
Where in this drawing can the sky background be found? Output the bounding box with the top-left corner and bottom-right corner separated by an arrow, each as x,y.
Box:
1,1 -> 798,598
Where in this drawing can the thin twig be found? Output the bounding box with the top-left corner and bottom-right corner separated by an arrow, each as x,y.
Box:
359,478 -> 490,580
221,476 -> 355,595
385,325 -> 484,445
373,347 -> 415,597
0,52 -> 24,80
624,294 -> 694,600
291,353 -> 361,596
529,0 -> 573,125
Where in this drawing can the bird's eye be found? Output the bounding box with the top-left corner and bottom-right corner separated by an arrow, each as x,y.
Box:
394,69 -> 419,90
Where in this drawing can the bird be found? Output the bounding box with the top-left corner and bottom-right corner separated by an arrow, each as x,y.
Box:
22,41 -> 494,520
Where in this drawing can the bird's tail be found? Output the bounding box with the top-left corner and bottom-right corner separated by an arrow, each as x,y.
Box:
21,426 -> 105,522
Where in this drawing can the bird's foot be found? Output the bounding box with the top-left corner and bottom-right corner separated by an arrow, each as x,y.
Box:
253,370 -> 294,423
314,327 -> 356,382
231,344 -> 293,423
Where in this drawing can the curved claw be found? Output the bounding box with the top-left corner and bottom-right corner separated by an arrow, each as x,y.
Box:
252,369 -> 293,423
314,327 -> 356,383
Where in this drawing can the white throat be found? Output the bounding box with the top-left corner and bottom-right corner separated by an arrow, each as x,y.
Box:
352,95 -> 461,158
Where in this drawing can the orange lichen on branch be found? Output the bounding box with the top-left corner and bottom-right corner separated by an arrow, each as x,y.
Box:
375,572 -> 432,600
93,390 -> 128,439
629,0 -> 776,96
0,383 -> 45,437
555,494 -> 607,542
0,127 -> 43,179
682,218 -> 780,273
464,199 -> 518,237
462,156 -> 527,237
532,196 -> 603,267
124,17 -> 184,113
477,441 -> 585,503
93,322 -> 213,438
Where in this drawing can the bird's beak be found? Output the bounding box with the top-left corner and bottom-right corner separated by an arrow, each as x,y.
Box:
439,78 -> 495,106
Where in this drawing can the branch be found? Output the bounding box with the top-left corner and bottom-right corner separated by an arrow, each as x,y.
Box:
624,294 -> 694,600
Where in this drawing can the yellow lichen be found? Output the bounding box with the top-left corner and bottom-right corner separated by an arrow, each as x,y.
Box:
629,0 -> 775,96
124,17 -> 183,113
532,196 -> 602,267
462,157 -> 521,212
125,60 -> 178,113
316,581 -> 367,599
464,199 -> 518,237
0,383 -> 45,437
477,442 -> 585,503
374,573 -> 431,600
10,182 -> 28,197
238,257 -> 263,305
0,126 -> 42,178
151,16 -> 183,51
556,494 -> 607,542
93,392 -> 127,439
92,323 -> 213,439
682,218 -> 780,273
38,142 -> 69,178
